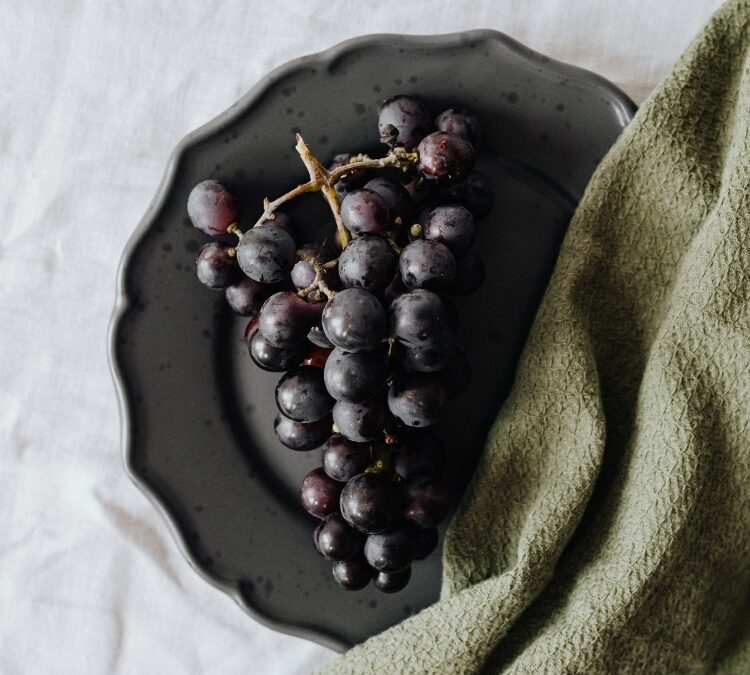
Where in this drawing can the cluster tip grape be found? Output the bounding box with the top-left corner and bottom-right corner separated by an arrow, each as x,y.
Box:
187,95 -> 494,592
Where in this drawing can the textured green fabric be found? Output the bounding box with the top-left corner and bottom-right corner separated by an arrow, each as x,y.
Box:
321,2 -> 750,673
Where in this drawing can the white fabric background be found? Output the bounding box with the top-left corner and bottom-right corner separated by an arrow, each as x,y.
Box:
0,1 -> 724,673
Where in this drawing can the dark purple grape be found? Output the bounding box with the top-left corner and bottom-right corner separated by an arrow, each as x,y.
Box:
388,374 -> 448,428
314,513 -> 364,561
399,239 -> 456,291
448,253 -> 485,296
364,177 -> 412,226
364,525 -> 414,573
340,472 -> 401,533
244,316 -> 260,344
389,289 -> 452,347
195,243 -> 238,289
224,277 -> 270,316
393,432 -> 446,480
324,347 -> 386,404
435,108 -> 481,148
411,526 -> 439,560
306,301 -> 334,348
403,477 -> 449,528
441,349 -> 472,398
418,131 -> 475,183
322,434 -> 372,482
260,211 -> 296,239
332,555 -> 372,590
322,289 -> 386,353
423,205 -> 476,256
439,171 -> 494,220
187,180 -> 238,235
237,224 -> 296,283
399,342 -> 453,373
341,189 -> 390,235
291,260 -> 316,290
332,396 -> 388,442
300,467 -> 343,518
259,292 -> 313,348
274,413 -> 332,451
378,95 -> 432,150
301,345 -> 333,369
374,568 -> 411,593
338,236 -> 397,295
275,366 -> 334,423
249,331 -> 306,372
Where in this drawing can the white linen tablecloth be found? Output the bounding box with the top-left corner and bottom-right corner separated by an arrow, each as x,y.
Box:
0,1 -> 723,673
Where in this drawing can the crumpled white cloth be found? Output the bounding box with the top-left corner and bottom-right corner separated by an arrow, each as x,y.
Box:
0,1 -> 722,673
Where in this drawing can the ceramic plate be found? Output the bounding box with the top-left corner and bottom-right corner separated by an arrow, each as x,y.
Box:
109,30 -> 635,651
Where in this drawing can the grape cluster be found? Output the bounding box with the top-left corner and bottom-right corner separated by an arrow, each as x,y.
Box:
187,95 -> 493,592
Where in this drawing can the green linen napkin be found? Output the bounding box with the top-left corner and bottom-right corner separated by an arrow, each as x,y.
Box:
322,1 -> 750,672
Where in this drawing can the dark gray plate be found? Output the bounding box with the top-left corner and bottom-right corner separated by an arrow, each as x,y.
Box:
109,30 -> 635,651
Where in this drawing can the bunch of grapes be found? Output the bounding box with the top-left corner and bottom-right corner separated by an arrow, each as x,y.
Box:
187,95 -> 494,592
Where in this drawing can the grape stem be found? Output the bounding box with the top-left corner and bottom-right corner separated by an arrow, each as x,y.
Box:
249,134 -> 420,249
296,251 -> 338,300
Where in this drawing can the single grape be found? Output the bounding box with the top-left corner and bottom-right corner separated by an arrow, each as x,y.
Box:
402,477 -> 449,528
389,289 -> 452,347
259,292 -> 313,348
410,526 -> 439,560
306,300 -> 334,348
291,243 -> 331,291
324,347 -> 386,403
364,525 -> 414,573
448,253 -> 485,296
332,555 -> 372,590
439,171 -> 494,220
441,349 -> 472,398
399,239 -> 456,291
388,373 -> 448,428
340,472 -> 401,533
187,180 -> 238,235
224,277 -> 269,316
364,177 -> 412,226
300,467 -> 343,518
291,260 -> 315,290
249,331 -> 306,372
301,344 -> 333,369
392,432 -> 446,480
338,235 -> 397,295
418,131 -> 475,182
333,396 -> 388,442
399,342 -> 453,373
322,289 -> 386,353
373,568 -> 411,593
435,108 -> 481,148
237,224 -> 296,283
340,189 -> 390,235
195,243 -> 238,289
275,366 -> 334,423
321,434 -> 372,482
274,413 -> 332,451
378,95 -> 432,150
314,513 -> 364,561
423,205 -> 476,256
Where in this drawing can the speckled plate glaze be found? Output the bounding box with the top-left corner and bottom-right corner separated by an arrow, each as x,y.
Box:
109,30 -> 635,651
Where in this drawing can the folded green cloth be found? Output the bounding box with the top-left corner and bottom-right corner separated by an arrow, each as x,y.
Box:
321,1 -> 750,672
